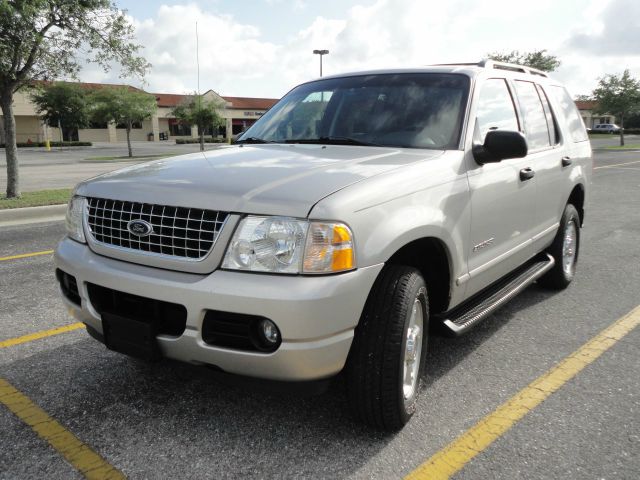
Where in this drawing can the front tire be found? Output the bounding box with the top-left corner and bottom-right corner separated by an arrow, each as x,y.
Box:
346,265 -> 429,431
538,203 -> 580,289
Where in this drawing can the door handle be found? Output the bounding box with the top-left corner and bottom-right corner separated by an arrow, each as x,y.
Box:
520,167 -> 535,181
561,156 -> 572,167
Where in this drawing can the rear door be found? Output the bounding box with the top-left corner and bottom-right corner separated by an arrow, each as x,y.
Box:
534,85 -> 592,250
511,80 -> 565,247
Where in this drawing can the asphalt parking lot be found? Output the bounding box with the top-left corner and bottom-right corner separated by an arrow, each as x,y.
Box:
1,149 -> 639,479
0,141 -> 224,192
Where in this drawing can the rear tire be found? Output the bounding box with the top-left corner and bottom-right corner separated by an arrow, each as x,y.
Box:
346,265 -> 429,431
538,204 -> 580,290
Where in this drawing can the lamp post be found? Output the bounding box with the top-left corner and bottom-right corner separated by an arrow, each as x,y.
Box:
313,49 -> 329,77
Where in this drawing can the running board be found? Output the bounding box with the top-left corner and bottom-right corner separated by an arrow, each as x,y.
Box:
436,254 -> 555,336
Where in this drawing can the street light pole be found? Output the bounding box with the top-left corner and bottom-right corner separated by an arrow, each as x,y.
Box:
313,49 -> 329,77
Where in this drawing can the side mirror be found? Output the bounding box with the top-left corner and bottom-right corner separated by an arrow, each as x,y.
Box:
473,130 -> 528,164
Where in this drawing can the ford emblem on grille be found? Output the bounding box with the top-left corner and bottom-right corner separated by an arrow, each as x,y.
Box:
127,219 -> 154,237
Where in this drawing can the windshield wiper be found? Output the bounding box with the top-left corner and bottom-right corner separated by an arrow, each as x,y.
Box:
285,136 -> 382,147
236,136 -> 275,144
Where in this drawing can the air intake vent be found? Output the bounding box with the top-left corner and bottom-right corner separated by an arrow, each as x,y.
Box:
56,269 -> 81,306
87,283 -> 187,337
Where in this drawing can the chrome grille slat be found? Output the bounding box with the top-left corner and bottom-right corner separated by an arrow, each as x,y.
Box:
87,217 -> 219,233
86,197 -> 228,260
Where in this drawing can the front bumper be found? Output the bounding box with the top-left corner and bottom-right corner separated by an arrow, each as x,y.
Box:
55,238 -> 382,381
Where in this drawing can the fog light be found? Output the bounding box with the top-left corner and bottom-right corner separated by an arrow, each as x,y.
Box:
260,319 -> 280,345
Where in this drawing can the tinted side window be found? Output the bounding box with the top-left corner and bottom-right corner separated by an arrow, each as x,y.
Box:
514,80 -> 550,150
475,78 -> 519,143
549,85 -> 589,143
536,85 -> 560,145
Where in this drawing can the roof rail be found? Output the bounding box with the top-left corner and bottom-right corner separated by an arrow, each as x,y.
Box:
478,59 -> 548,78
429,60 -> 549,78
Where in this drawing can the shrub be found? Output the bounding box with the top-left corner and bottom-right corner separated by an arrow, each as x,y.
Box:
589,128 -> 640,135
175,137 -> 226,144
0,141 -> 93,148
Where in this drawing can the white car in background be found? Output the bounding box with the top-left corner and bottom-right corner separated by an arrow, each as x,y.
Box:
593,123 -> 621,133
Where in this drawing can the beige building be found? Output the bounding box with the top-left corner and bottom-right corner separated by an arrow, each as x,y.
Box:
575,100 -> 616,129
0,83 -> 278,145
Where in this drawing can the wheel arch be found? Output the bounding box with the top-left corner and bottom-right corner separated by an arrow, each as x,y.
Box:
567,183 -> 585,226
385,237 -> 452,314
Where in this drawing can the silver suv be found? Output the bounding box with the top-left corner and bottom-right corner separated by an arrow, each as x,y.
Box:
55,60 -> 591,430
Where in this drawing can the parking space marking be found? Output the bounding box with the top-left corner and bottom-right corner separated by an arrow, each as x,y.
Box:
405,304 -> 640,480
0,378 -> 124,479
594,159 -> 640,170
0,250 -> 54,262
0,323 -> 85,349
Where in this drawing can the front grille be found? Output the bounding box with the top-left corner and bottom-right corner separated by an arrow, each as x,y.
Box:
86,197 -> 228,260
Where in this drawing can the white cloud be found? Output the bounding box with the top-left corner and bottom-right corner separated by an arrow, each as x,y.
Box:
77,0 -> 640,99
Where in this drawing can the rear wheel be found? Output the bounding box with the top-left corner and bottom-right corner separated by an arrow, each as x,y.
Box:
346,265 -> 429,431
538,203 -> 580,289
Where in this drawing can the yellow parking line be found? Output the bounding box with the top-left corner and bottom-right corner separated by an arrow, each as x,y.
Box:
594,159 -> 640,170
0,250 -> 54,262
0,378 -> 124,479
0,323 -> 85,349
405,305 -> 640,480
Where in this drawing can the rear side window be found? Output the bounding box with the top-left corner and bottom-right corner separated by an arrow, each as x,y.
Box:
536,85 -> 560,146
514,80 -> 551,150
474,78 -> 519,143
549,86 -> 589,143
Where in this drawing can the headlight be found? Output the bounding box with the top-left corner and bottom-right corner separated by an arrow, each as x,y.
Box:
222,216 -> 355,274
65,196 -> 86,243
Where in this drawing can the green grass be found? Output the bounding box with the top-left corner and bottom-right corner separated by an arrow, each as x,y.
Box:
602,144 -> 640,150
0,188 -> 72,209
82,154 -> 166,162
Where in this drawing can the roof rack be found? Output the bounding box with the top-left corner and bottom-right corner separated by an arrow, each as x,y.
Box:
478,59 -> 548,78
431,60 -> 549,78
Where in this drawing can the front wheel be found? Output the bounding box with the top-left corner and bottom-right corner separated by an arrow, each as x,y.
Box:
538,203 -> 580,289
346,265 -> 429,431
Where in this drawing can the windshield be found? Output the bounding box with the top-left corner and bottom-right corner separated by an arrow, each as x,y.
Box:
238,73 -> 470,149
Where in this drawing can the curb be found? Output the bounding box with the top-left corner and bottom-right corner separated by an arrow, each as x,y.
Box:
0,204 -> 67,227
592,148 -> 640,152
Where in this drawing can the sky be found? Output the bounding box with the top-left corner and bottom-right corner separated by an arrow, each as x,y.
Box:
78,0 -> 640,100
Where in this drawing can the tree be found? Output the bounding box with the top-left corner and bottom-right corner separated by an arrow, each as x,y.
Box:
625,112 -> 640,129
172,94 -> 225,152
30,82 -> 89,142
592,70 -> 640,146
90,87 -> 157,157
487,49 -> 561,72
0,1 -> 149,198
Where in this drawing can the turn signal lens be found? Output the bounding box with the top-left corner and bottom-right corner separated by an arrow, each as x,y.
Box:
303,222 -> 355,273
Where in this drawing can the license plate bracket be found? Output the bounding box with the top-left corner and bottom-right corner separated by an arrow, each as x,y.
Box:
102,311 -> 161,361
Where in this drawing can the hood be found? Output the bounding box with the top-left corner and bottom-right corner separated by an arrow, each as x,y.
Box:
76,144 -> 444,217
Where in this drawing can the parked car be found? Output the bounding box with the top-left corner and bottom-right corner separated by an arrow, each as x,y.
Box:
593,123 -> 621,133
55,60 -> 592,431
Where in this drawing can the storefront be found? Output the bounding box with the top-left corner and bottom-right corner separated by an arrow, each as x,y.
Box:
1,84 -> 279,144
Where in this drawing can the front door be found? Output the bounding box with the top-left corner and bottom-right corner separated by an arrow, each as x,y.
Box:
465,78 -> 538,297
